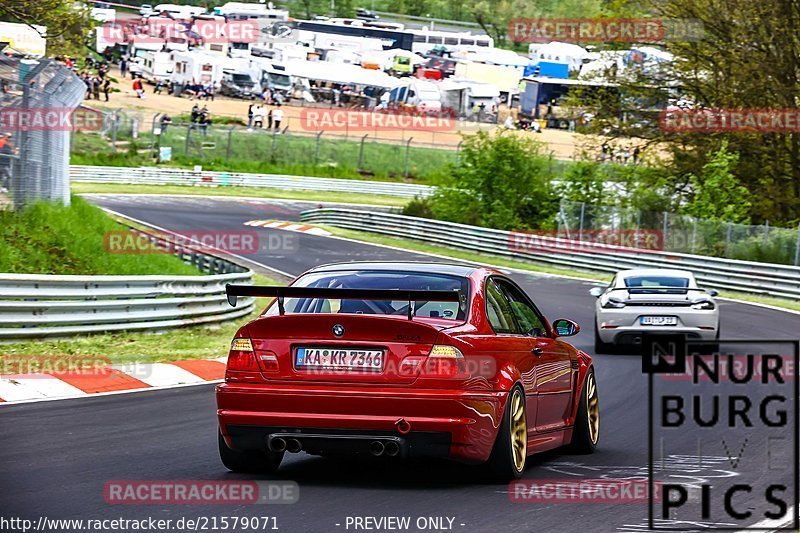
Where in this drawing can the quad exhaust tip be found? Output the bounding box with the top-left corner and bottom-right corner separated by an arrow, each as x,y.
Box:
369,440 -> 385,456
269,437 -> 287,453
286,438 -> 303,453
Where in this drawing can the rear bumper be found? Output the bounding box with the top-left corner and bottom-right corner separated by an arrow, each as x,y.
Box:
603,327 -> 718,345
216,382 -> 507,463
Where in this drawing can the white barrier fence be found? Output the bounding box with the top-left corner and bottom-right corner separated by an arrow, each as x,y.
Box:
70,165 -> 435,199
300,208 -> 800,300
0,228 -> 254,340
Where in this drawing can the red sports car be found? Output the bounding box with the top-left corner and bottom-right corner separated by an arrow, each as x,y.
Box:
217,262 -> 599,479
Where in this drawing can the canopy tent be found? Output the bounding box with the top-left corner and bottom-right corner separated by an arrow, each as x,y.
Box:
285,60 -> 404,89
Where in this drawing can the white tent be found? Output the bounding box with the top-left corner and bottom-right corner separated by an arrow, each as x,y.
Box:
285,60 -> 404,89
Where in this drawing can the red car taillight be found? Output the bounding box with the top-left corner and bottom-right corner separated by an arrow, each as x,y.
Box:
403,345 -> 469,379
227,338 -> 259,372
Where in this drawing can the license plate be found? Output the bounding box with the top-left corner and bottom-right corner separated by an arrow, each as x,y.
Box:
640,316 -> 678,326
295,347 -> 384,371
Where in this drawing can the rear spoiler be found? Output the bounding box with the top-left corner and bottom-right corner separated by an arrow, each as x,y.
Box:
226,284 -> 462,320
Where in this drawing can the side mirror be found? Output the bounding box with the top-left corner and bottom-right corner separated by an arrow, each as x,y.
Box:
707,289 -> 719,297
552,318 -> 580,337
589,287 -> 604,298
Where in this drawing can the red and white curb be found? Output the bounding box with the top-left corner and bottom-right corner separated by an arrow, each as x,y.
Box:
0,357 -> 227,404
244,219 -> 331,236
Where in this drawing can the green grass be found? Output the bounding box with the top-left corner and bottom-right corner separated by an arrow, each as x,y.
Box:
0,275 -> 283,364
0,196 -> 199,275
72,182 -> 409,207
317,225 -> 800,313
70,130 -> 455,185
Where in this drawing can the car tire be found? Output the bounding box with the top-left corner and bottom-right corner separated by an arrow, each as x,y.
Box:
485,386 -> 527,480
218,429 -> 283,473
569,369 -> 599,454
594,324 -> 614,354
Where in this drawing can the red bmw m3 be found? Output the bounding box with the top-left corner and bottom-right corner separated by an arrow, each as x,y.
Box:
216,262 -> 599,479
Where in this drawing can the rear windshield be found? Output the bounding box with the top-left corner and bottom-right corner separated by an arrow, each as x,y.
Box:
624,276 -> 690,288
264,270 -> 469,321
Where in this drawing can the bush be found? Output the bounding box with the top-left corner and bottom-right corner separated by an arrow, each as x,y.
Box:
401,196 -> 435,219
428,132 -> 558,230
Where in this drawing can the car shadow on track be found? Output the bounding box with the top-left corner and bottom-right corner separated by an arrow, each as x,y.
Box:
220,448 -> 575,489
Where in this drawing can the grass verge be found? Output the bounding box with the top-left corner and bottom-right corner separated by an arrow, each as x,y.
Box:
71,182 -> 409,207
0,274 -> 282,365
71,130 -> 452,185
317,225 -> 800,313
0,196 -> 199,275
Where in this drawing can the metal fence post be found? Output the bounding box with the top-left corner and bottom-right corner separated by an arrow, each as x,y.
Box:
635,211 -> 641,249
184,124 -> 191,157
358,134 -> 368,171
691,217 -> 698,254
226,126 -> 235,160
404,137 -> 413,178
794,222 -> 800,266
315,131 -> 324,164
763,220 -> 770,246
578,202 -> 585,242
271,128 -> 277,158
111,111 -> 118,150
149,113 -> 162,159
725,221 -> 733,257
455,140 -> 463,168
662,211 -> 669,250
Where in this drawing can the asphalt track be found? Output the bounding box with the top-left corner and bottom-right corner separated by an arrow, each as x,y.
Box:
1,194 -> 798,533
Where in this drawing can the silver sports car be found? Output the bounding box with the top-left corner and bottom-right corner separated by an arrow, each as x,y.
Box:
590,268 -> 720,353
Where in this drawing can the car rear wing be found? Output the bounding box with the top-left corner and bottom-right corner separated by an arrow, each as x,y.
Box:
226,284 -> 463,320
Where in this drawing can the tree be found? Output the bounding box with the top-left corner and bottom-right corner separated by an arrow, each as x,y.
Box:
430,132 -> 558,230
0,0 -> 93,56
575,0 -> 800,224
683,142 -> 751,223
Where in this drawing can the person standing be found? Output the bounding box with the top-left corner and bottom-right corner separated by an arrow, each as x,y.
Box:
247,103 -> 254,129
272,103 -> 284,132
92,75 -> 101,100
120,57 -> 128,79
102,78 -> 111,101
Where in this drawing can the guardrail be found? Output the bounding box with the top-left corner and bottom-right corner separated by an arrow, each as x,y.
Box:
70,165 -> 435,199
301,208 -> 800,300
0,228 -> 255,340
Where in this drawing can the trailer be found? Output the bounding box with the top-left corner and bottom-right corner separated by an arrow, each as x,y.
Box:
169,50 -> 227,86
140,51 -> 174,83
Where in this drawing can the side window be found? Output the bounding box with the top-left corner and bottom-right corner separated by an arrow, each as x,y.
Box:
496,279 -> 547,337
485,279 -> 518,334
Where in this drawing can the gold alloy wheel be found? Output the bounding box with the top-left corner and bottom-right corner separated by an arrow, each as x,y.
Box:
510,389 -> 527,472
586,372 -> 600,445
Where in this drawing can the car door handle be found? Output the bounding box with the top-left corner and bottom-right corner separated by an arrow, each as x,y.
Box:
532,346 -> 543,356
